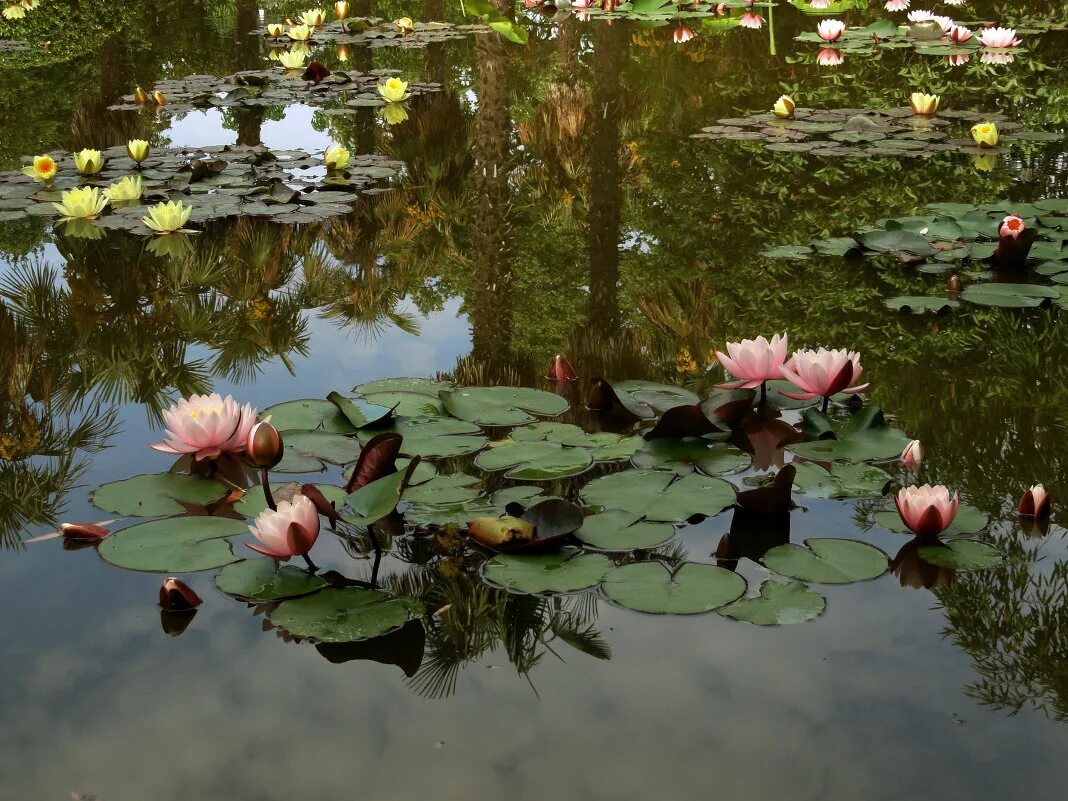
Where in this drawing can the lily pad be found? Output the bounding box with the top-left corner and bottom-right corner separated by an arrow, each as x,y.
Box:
960,283 -> 1059,308
440,386 -> 568,427
791,462 -> 891,499
353,377 -> 452,396
474,440 -> 593,480
92,472 -> 228,517
482,551 -> 612,594
719,580 -> 826,626
789,406 -> 910,463
269,588 -> 424,643
99,516 -> 246,573
762,538 -> 888,584
580,469 -> 736,522
405,486 -> 545,528
326,391 -> 394,429
360,391 -> 445,418
401,473 -> 482,505
358,417 -> 487,459
262,398 -> 357,433
630,438 -> 750,476
573,510 -> 675,551
885,296 -> 960,314
215,558 -> 328,600
873,503 -> 989,537
917,540 -> 1002,570
275,430 -> 362,473
601,562 -> 746,615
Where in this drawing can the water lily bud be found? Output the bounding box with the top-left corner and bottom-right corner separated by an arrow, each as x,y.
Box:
816,19 -> 845,42
1018,484 -> 1051,519
246,420 -> 284,468
895,484 -> 959,538
947,274 -> 963,293
73,148 -> 104,175
133,86 -> 151,104
999,214 -> 1025,240
772,95 -> 795,119
900,440 -> 923,469
467,516 -> 535,547
395,16 -> 414,32
673,26 -> 693,44
61,522 -> 111,541
336,44 -> 351,62
267,23 -> 285,37
152,90 -> 168,106
334,1 -> 349,19
970,122 -> 999,148
159,577 -> 202,611
323,144 -> 350,171
545,354 -> 577,382
909,92 -> 939,116
127,138 -> 150,163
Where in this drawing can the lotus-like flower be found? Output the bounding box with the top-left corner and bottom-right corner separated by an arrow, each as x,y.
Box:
73,148 -> 104,175
909,92 -> 939,115
278,49 -> 306,69
781,347 -> 868,407
2,4 -> 26,19
247,493 -> 321,559
970,121 -> 998,147
323,144 -> 350,171
817,47 -> 844,66
772,95 -> 795,119
381,102 -> 409,125
377,76 -> 410,103
817,19 -> 846,42
153,90 -> 168,105
884,0 -> 909,10
673,26 -> 694,44
300,8 -> 325,27
716,333 -> 788,391
134,86 -> 151,104
52,186 -> 108,219
931,15 -> 954,32
159,578 -> 202,610
907,9 -> 933,22
395,16 -> 414,32
1018,484 -> 1051,519
61,522 -> 111,541
142,200 -> 192,234
334,1 -> 349,19
104,175 -> 144,202
151,392 -> 257,460
247,421 -> 284,469
127,138 -> 150,163
21,154 -> 57,182
288,23 -> 313,41
949,24 -> 972,42
980,51 -> 1014,65
267,23 -> 285,37
999,214 -> 1024,239
901,440 -> 924,469
738,12 -> 763,29
895,484 -> 959,538
978,26 -> 1020,48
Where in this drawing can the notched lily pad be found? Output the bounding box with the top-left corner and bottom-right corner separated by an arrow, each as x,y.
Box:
99,516 -> 247,573
762,538 -> 888,584
719,580 -> 826,626
602,561 -> 747,615
269,588 -> 424,643
215,558 -> 328,600
482,551 -> 612,595
92,472 -> 228,516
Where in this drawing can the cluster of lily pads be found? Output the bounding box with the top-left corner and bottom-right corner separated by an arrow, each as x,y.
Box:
557,0 -> 773,26
255,16 -> 484,48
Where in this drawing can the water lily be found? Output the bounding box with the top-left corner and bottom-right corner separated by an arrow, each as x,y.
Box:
817,47 -> 844,66
900,440 -> 924,469
949,24 -> 972,42
246,421 -> 284,469
947,53 -> 970,66
673,26 -> 693,44
395,16 -> 414,32
907,9 -> 933,22
931,15 -> 954,32
247,493 -> 321,560
159,578 -> 202,610
153,90 -> 168,105
809,0 -> 829,8
52,186 -> 108,219
715,333 -> 789,397
772,95 -> 795,119
884,0 -> 909,10
61,522 -> 111,541
780,347 -> 868,411
127,138 -> 150,163
336,44 -> 351,61
104,175 -> 144,202
980,51 -> 1014,65
21,154 -> 57,182
546,354 -> 577,382
334,1 -> 349,19
999,214 -> 1025,239
73,148 -> 104,175
738,12 -> 763,29
971,122 -> 999,147
381,102 -> 409,125
1017,484 -> 1051,519
300,8 -> 325,27
978,26 -> 1020,48
378,76 -> 410,103
2,4 -> 26,19
134,86 -> 151,104
267,22 -> 284,37
895,484 -> 960,538
142,200 -> 192,234
909,92 -> 939,116
816,19 -> 846,42
324,144 -> 350,171
278,49 -> 307,69
288,23 -> 313,41
151,392 -> 258,461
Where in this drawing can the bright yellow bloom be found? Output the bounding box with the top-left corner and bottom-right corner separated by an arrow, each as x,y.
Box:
336,44 -> 351,62
970,122 -> 999,148
323,145 -> 350,171
288,23 -> 312,41
52,187 -> 108,220
74,148 -> 104,175
909,92 -> 939,116
2,5 -> 26,19
381,102 -> 409,125
334,1 -> 349,19
127,139 -> 150,163
104,175 -> 144,202
21,0 -> 39,9
300,8 -> 325,27
142,200 -> 192,234
21,154 -> 57,182
278,49 -> 306,69
972,153 -> 998,172
772,95 -> 795,119
395,17 -> 414,33
377,77 -> 410,103
267,23 -> 285,37
134,86 -> 151,104
60,219 -> 103,240
153,90 -> 168,105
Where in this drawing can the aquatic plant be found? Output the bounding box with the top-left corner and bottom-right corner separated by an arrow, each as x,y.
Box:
52,186 -> 107,219
247,493 -> 322,563
21,154 -> 56,182
895,484 -> 960,538
150,392 -> 257,460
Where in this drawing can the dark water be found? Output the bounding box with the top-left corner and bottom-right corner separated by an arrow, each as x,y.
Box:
2,1 -> 1068,799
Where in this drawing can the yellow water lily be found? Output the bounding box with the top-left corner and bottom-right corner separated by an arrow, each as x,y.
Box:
300,8 -> 325,27
909,92 -> 939,116
278,49 -> 306,69
288,23 -> 312,41
395,17 -> 414,33
22,0 -> 39,9
334,1 -> 349,19
21,154 -> 57,183
323,145 -> 350,171
381,102 -> 408,125
127,139 -> 150,163
142,200 -> 192,234
2,5 -> 26,19
52,186 -> 108,220
152,90 -> 168,105
970,122 -> 999,148
267,23 -> 285,37
377,77 -> 410,103
772,95 -> 795,119
146,232 -> 194,259
60,219 -> 104,240
336,44 -> 351,62
133,86 -> 151,104
73,148 -> 104,175
104,175 -> 144,202
972,153 -> 998,172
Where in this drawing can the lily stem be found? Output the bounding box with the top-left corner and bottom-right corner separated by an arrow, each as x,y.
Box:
261,468 -> 276,511
821,396 -> 830,415
301,553 -> 318,572
760,382 -> 767,406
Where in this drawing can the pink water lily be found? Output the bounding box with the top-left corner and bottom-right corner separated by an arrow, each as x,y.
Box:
780,347 -> 869,407
949,24 -> 972,42
247,493 -> 321,559
673,26 -> 694,43
931,15 -> 954,32
980,51 -> 1014,65
817,47 -> 844,66
978,26 -> 1020,48
884,0 -> 909,10
1018,484 -> 1051,519
999,214 -> 1025,239
817,19 -> 845,41
901,439 -> 924,469
151,393 -> 258,461
739,12 -> 764,29
947,53 -> 970,66
907,9 -> 933,22
715,333 -> 788,391
895,484 -> 960,538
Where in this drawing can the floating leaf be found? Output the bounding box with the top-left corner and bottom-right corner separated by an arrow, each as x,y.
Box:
719,580 -> 826,626
401,473 -> 482,505
474,440 -> 593,480
791,462 -> 891,499
482,551 -> 612,594
960,283 -> 1059,308
358,417 -> 487,459
215,558 -> 328,600
580,469 -> 736,522
602,562 -> 746,615
270,588 -> 424,642
353,377 -> 452,396
360,391 -> 445,417
275,429 -> 362,473
440,386 -> 568,427
326,391 -> 394,429
885,296 -> 960,314
405,486 -> 545,528
99,516 -> 247,573
630,438 -> 750,476
92,472 -> 228,516
345,461 -> 420,523
789,406 -> 910,463
762,538 -> 888,584
573,510 -> 675,551
917,540 -> 1002,570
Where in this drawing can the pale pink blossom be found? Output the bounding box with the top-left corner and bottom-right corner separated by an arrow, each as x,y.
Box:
980,51 -> 1015,65
673,26 -> 694,43
978,26 -> 1020,47
780,347 -> 869,401
571,0 -> 592,7
931,15 -> 954,32
949,25 -> 972,42
715,333 -> 789,389
247,493 -> 321,559
739,12 -> 764,29
901,440 -> 924,469
817,19 -> 846,41
1018,484 -> 1051,519
151,393 -> 258,461
817,47 -> 844,65
944,0 -> 966,5
946,53 -> 970,66
884,0 -> 909,10
809,0 -> 830,8
999,214 -> 1025,239
895,484 -> 960,538
907,9 -> 934,22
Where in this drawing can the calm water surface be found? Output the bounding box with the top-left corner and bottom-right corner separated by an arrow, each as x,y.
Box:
2,1 -> 1068,799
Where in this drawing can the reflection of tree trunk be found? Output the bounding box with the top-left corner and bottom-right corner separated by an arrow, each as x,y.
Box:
468,2 -> 515,369
349,0 -> 377,154
234,0 -> 266,145
585,21 -> 629,334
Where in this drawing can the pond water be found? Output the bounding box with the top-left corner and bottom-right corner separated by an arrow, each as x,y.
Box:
2,1 -> 1068,799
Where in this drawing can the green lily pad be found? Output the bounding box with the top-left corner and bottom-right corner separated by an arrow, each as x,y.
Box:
99,516 -> 246,573
573,510 -> 675,551
275,430 -> 362,473
789,406 -> 911,463
960,283 -> 1059,308
357,417 -> 487,459
215,558 -> 328,600
345,466 -> 418,523
440,386 -> 568,427
885,296 -> 960,314
917,540 -> 1002,570
580,469 -> 736,522
630,438 -> 750,476
482,551 -> 612,594
401,473 -> 482,505
859,229 -> 936,257
405,486 -> 545,528
762,538 -> 888,584
234,483 -> 346,519
474,440 -> 593,480
719,580 -> 826,626
92,472 -> 228,517
326,391 -> 394,429
360,391 -> 446,418
873,503 -> 989,536
792,462 -> 892,499
510,422 -> 643,461
762,244 -> 812,260
601,562 -> 746,615
262,398 -> 357,433
353,377 -> 452,396
269,588 -> 424,643
610,380 -> 700,414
